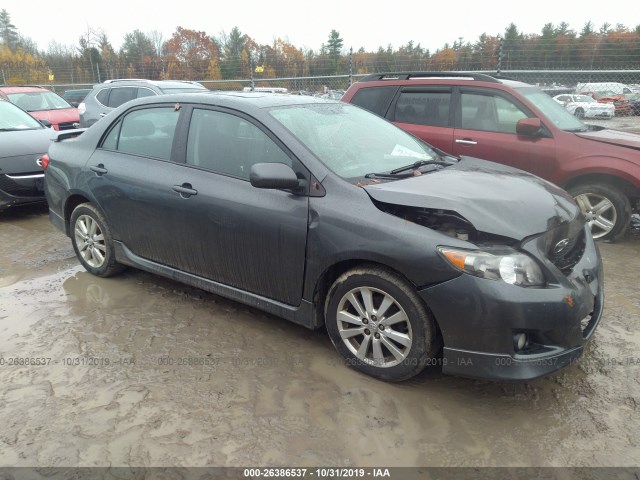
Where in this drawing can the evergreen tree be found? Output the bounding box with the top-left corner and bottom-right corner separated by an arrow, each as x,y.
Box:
326,29 -> 343,73
0,9 -> 19,51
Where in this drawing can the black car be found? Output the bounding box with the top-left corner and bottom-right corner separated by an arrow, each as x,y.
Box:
0,99 -> 51,211
44,92 -> 603,382
61,88 -> 92,108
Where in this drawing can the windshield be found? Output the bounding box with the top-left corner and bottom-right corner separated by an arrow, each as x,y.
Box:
269,103 -> 438,178
515,86 -> 587,132
7,91 -> 72,112
574,95 -> 596,103
0,100 -> 43,130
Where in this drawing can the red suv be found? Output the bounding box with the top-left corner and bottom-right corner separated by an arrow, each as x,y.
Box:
342,72 -> 640,241
0,86 -> 79,131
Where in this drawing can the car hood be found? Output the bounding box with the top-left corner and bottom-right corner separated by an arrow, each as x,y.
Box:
363,157 -> 579,241
575,128 -> 640,151
29,108 -> 79,126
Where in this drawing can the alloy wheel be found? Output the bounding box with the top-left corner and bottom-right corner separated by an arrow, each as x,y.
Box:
74,215 -> 107,268
335,286 -> 412,368
574,193 -> 617,239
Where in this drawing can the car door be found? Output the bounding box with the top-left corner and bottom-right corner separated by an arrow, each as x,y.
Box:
166,106 -> 310,306
452,88 -> 557,178
87,104 -> 192,264
388,87 -> 455,153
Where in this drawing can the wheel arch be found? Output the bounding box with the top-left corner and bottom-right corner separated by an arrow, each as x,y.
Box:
561,172 -> 639,202
311,260 -> 444,345
63,194 -> 92,235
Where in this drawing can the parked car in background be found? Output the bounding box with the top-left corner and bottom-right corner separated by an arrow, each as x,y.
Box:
62,88 -> 92,107
79,79 -> 208,127
575,82 -> 634,96
342,72 -> 640,241
0,86 -> 79,131
630,95 -> 640,115
44,92 -> 602,382
579,91 -> 634,116
0,99 -> 51,211
553,94 -> 615,119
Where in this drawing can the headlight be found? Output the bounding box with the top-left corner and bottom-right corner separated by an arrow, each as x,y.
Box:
438,247 -> 545,287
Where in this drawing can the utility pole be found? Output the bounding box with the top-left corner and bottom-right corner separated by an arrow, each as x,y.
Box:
349,47 -> 353,86
497,37 -> 504,76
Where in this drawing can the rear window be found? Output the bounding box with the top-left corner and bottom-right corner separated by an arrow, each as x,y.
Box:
349,86 -> 397,117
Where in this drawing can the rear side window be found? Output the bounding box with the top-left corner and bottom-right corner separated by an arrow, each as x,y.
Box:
186,108 -> 292,180
101,107 -> 180,160
137,88 -> 156,98
107,87 -> 137,108
96,89 -> 110,106
350,86 -> 397,117
395,91 -> 451,126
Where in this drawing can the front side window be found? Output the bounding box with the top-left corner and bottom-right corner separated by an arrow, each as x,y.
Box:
395,91 -> 451,126
186,109 -> 292,179
461,93 -> 527,134
101,107 -> 180,160
515,86 -> 587,132
269,103 -> 437,179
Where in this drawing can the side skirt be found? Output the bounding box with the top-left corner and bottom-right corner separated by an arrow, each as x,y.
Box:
114,241 -> 319,329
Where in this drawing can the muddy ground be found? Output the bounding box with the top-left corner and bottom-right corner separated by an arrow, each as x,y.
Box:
0,205 -> 638,468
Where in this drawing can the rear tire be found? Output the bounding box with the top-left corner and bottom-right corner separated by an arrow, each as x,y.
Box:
70,203 -> 125,277
568,183 -> 631,241
324,266 -> 439,381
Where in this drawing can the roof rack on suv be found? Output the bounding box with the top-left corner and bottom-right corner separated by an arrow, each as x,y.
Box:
359,72 -> 500,83
102,79 -> 150,83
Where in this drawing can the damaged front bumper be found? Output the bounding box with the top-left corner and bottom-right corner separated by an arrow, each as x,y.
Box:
420,224 -> 603,381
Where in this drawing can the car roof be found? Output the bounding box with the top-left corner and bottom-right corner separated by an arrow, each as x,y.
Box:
0,86 -> 49,93
135,91 -> 339,109
353,72 -> 533,89
97,79 -> 205,88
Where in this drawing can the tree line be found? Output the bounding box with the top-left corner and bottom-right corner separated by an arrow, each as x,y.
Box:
1,8 -> 640,86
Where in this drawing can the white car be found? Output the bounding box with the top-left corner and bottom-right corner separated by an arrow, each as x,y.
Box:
553,94 -> 615,119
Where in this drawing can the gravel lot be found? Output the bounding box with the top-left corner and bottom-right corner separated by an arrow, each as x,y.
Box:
0,205 -> 639,468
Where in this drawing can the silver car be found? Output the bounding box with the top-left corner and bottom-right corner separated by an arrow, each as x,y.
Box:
78,79 -> 208,127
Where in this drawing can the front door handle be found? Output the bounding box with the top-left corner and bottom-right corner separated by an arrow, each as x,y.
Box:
90,164 -> 108,175
99,113 -> 107,117
455,139 -> 478,145
172,183 -> 198,198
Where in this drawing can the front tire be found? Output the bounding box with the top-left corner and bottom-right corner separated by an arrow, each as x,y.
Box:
574,108 -> 585,119
70,203 -> 124,277
568,183 -> 631,241
325,266 -> 439,381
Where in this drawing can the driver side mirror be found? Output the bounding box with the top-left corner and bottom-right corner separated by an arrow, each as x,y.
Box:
250,163 -> 301,190
516,118 -> 542,136
39,119 -> 53,128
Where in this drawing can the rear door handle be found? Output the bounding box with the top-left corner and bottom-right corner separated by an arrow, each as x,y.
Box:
90,164 -> 108,175
455,139 -> 478,145
99,113 -> 107,117
172,183 -> 198,198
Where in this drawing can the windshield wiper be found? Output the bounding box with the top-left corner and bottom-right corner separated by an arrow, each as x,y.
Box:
389,159 -> 453,174
364,171 -> 410,179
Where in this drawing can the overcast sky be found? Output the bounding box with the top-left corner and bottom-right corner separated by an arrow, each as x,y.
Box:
5,0 -> 640,53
